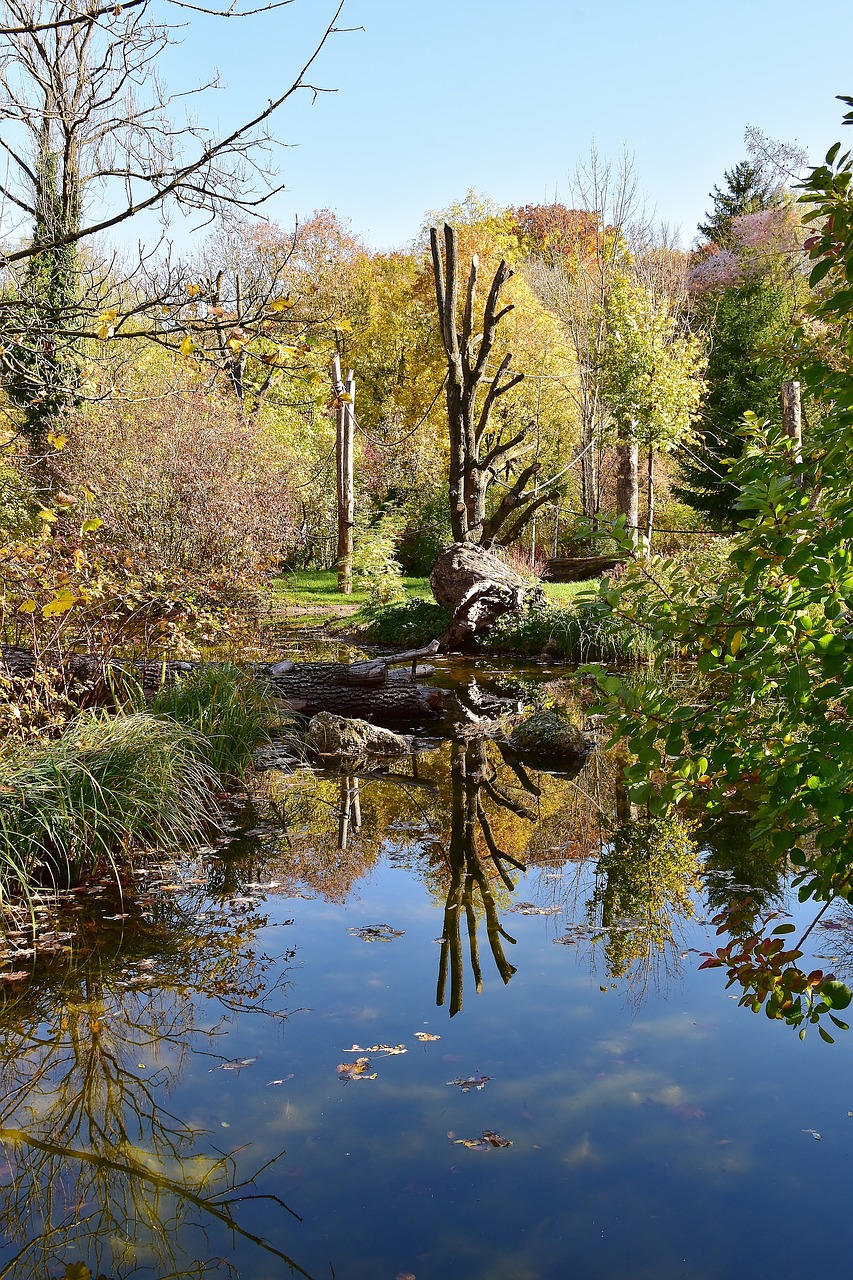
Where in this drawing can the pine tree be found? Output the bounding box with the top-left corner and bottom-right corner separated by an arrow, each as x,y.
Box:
697,161 -> 782,246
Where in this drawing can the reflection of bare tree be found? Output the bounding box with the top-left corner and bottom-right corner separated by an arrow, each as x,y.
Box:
0,944 -> 312,1278
436,738 -> 543,1015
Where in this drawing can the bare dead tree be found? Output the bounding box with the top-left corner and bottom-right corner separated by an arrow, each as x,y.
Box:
429,221 -> 564,546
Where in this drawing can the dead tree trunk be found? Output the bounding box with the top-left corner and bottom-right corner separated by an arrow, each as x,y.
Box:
430,224 -> 556,547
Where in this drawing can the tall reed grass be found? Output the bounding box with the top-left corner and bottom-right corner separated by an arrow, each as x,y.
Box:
0,664 -> 275,897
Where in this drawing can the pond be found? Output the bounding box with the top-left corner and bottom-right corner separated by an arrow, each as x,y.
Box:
1,665 -> 853,1280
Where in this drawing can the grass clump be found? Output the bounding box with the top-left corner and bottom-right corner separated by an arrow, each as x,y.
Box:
0,664 -> 277,896
357,597 -> 451,647
0,711 -> 220,893
480,595 -> 657,664
149,663 -> 274,779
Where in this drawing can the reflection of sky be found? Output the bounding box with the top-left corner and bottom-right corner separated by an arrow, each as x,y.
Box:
3,773 -> 853,1279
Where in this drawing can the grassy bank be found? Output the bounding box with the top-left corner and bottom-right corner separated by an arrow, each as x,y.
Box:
0,666 -> 273,899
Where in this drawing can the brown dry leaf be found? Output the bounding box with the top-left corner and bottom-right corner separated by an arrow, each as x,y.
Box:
414,1032 -> 440,1042
337,1057 -> 378,1083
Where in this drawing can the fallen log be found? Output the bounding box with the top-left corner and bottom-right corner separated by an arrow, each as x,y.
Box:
0,641 -> 448,721
544,555 -> 623,582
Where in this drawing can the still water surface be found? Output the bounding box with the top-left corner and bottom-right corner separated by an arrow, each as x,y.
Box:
1,724 -> 852,1280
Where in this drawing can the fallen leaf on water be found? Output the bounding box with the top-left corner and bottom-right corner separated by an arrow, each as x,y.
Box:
268,1075 -> 295,1086
337,1057 -> 378,1082
802,1128 -> 822,1141
450,1129 -> 512,1150
508,902 -> 562,916
446,1075 -> 491,1092
343,1044 -> 407,1056
414,1032 -> 440,1042
210,1058 -> 257,1072
347,924 -> 405,942
675,1105 -> 706,1121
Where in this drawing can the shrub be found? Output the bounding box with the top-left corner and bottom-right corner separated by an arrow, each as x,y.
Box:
59,388 -> 299,575
359,597 -> 451,647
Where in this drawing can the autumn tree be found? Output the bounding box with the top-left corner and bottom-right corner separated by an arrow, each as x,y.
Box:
599,277 -> 705,540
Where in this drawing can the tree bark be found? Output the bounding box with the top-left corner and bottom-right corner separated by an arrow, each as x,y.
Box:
615,439 -> 639,537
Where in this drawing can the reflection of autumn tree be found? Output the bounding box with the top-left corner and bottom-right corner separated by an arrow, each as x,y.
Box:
586,815 -> 702,992
0,945 -> 309,1280
256,760 -> 442,902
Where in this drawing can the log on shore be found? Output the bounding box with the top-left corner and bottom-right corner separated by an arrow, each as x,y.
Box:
0,641 -> 449,721
544,555 -> 623,582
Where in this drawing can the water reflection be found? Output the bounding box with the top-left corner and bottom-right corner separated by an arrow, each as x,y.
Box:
0,893 -> 311,1280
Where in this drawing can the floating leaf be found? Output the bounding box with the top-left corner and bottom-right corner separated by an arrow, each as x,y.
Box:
60,1264 -> 91,1280
267,1075 -> 295,1086
343,1044 -> 407,1056
508,902 -> 562,916
347,924 -> 405,942
337,1057 -> 377,1082
210,1057 -> 256,1072
450,1129 -> 512,1150
802,1128 -> 822,1140
446,1075 -> 491,1093
414,1032 -> 440,1042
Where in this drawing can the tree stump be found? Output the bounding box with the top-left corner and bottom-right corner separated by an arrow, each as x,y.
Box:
430,543 -> 544,652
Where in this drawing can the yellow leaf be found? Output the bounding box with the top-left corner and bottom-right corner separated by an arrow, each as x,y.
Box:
37,508 -> 57,523
81,518 -> 103,534
276,345 -> 296,363
334,319 -> 353,334
185,282 -> 203,298
47,430 -> 68,450
95,308 -> 118,340
17,599 -> 37,614
730,630 -> 744,655
338,391 -> 353,404
268,297 -> 294,313
179,335 -> 195,358
42,588 -> 77,618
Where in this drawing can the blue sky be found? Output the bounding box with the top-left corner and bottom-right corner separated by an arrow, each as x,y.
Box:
165,0 -> 853,251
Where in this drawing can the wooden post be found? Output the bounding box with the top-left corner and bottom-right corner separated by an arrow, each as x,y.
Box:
781,380 -> 802,470
332,356 -> 355,594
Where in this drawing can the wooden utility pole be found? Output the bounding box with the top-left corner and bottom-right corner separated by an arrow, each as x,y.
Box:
332,356 -> 356,593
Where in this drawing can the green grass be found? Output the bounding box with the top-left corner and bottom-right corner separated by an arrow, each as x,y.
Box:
0,664 -> 276,898
273,569 -> 432,608
0,712 -> 220,895
542,580 -> 594,605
